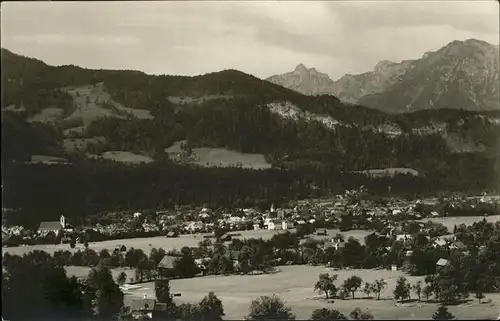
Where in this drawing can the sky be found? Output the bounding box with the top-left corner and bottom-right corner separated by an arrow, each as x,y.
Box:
1,1 -> 499,80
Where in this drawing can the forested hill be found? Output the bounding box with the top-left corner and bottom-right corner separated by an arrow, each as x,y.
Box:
2,49 -> 500,225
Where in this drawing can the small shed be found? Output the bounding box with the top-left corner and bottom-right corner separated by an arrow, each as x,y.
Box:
219,233 -> 232,242
166,231 -> 179,238
316,228 -> 328,236
436,258 -> 450,267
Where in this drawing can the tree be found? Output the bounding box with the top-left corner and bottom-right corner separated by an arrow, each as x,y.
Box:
412,281 -> 423,302
310,308 -> 347,320
246,295 -> 296,320
349,307 -> 374,320
432,305 -> 455,320
198,292 -> 225,321
314,273 -> 338,299
363,282 -> 372,298
154,279 -> 173,307
83,265 -> 124,317
423,285 -> 433,301
177,303 -> 201,320
174,247 -> 200,278
393,276 -> 411,303
116,271 -> 127,286
370,279 -> 387,300
342,275 -> 363,299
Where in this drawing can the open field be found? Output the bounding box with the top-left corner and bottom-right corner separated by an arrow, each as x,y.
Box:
416,215 -> 500,233
2,229 -> 372,257
29,155 -> 69,165
27,107 -> 64,123
165,140 -> 272,169
354,167 -> 420,178
191,147 -> 271,169
88,151 -> 154,164
63,84 -> 153,126
112,265 -> 500,320
63,137 -> 107,152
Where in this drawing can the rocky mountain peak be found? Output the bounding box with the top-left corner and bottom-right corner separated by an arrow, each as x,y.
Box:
294,63 -> 308,73
374,60 -> 395,72
266,64 -> 337,96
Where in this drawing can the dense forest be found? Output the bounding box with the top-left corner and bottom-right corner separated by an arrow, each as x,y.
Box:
2,157 -> 497,228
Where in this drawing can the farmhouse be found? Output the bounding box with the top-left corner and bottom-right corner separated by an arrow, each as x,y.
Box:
157,255 -> 179,278
129,298 -> 168,320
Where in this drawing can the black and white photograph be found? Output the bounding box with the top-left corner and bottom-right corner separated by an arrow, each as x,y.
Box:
1,1 -> 500,320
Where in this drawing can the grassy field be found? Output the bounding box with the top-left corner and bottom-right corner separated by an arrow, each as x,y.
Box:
63,84 -> 153,127
165,141 -> 272,169
101,265 -> 500,320
88,151 -> 154,164
2,229 -> 372,257
27,107 -> 64,123
417,215 -> 500,233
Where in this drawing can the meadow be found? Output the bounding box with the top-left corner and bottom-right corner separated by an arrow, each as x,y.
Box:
165,140 -> 272,169
67,265 -> 500,320
3,228 -> 372,257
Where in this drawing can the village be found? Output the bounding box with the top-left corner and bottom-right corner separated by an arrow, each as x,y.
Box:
3,187 -> 499,249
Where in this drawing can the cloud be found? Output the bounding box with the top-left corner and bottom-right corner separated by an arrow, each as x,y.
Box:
1,1 -> 498,79
10,34 -> 139,46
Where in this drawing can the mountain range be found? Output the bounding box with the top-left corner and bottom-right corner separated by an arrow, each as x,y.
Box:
2,43 -> 499,172
266,39 -> 500,113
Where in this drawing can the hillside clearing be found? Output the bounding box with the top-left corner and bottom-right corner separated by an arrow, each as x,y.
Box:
165,141 -> 271,169
29,155 -> 69,165
63,137 -> 106,152
27,107 -> 64,123
62,83 -> 153,127
87,151 -> 154,164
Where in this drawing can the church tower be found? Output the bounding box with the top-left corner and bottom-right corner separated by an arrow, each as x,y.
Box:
60,215 -> 66,229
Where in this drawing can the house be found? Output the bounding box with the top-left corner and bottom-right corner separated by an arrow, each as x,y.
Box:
282,221 -> 293,230
268,220 -> 283,231
2,230 -> 11,245
433,237 -> 449,248
37,215 -> 67,237
166,231 -> 179,238
316,228 -> 327,236
129,298 -> 168,320
436,258 -> 450,268
449,240 -> 466,250
157,255 -> 179,278
395,234 -> 412,242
